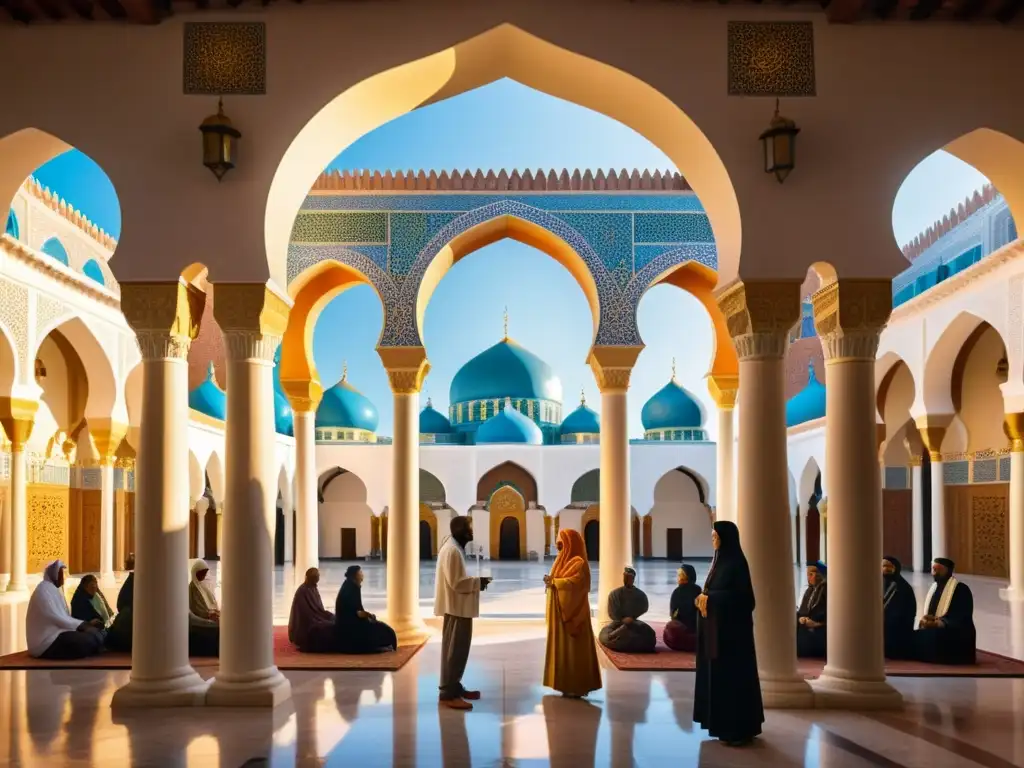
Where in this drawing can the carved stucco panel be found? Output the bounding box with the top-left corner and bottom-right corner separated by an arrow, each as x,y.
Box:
0,277 -> 30,378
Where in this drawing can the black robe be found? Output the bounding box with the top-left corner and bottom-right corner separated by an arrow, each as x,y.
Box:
796,582 -> 827,658
117,572 -> 134,613
669,583 -> 702,633
335,580 -> 398,654
883,575 -> 917,659
915,579 -> 976,665
70,586 -> 107,626
693,550 -> 764,742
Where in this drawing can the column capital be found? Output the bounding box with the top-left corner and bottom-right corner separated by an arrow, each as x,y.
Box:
715,279 -> 802,361
812,279 -> 892,361
214,283 -> 292,362
587,345 -> 643,393
377,346 -> 431,394
0,397 -> 37,450
1004,412 -> 1024,453
915,414 -> 953,461
707,374 -> 739,409
281,379 -> 324,412
90,419 -> 128,465
122,281 -> 205,360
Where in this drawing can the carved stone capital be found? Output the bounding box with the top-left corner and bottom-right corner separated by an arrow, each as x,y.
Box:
587,345 -> 643,393
812,279 -> 892,362
1004,412 -> 1024,453
0,397 -> 38,450
715,279 -> 801,361
707,374 -> 739,409
281,379 -> 324,413
135,331 -> 192,360
222,329 -> 281,363
90,419 -> 128,464
213,283 -> 291,337
915,414 -> 953,461
907,455 -> 923,468
377,346 -> 431,395
121,281 -> 205,359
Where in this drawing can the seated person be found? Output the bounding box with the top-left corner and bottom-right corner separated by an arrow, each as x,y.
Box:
289,567 -> 337,653
598,566 -> 657,653
796,561 -> 827,658
70,574 -> 115,630
189,559 -> 220,622
26,560 -> 105,660
106,555 -> 135,653
116,553 -> 135,613
335,565 -> 398,653
882,555 -> 917,660
915,557 -> 976,665
663,564 -> 701,652
188,610 -> 220,657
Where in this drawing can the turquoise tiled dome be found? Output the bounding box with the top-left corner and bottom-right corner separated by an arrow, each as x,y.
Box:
476,399 -> 544,445
560,392 -> 600,435
272,345 -> 294,437
189,363 -> 226,421
420,398 -> 452,434
450,338 -> 562,405
785,362 -> 826,427
316,366 -> 379,432
641,368 -> 704,431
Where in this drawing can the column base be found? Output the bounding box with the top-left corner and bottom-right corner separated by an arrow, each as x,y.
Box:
206,667 -> 292,708
5,581 -> 26,593
999,585 -> 1024,602
392,617 -> 431,645
111,667 -> 210,709
812,673 -> 903,710
759,675 -> 815,709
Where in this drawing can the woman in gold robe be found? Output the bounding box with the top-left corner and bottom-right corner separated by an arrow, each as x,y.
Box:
543,528 -> 602,698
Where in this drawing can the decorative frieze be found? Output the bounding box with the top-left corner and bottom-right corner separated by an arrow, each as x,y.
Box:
812,279 -> 892,362
587,345 -> 642,393
716,279 -> 801,361
311,168 -> 690,193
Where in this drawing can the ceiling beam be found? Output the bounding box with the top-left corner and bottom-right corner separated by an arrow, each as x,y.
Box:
119,0 -> 160,22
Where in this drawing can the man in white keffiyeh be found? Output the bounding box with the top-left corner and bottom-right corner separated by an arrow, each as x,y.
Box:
25,560 -> 105,659
915,557 -> 976,665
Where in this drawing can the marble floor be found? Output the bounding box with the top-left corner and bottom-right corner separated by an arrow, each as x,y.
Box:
2,561 -> 1024,766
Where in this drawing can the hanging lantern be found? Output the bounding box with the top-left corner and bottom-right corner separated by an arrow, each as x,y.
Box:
199,98 -> 242,181
759,98 -> 800,184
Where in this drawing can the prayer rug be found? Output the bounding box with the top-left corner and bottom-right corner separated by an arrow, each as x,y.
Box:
0,626 -> 427,672
598,622 -> 1024,677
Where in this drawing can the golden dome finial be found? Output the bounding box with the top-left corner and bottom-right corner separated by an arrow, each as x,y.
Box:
342,361 -> 348,382
671,357 -> 677,381
503,306 -> 509,340
580,387 -> 586,407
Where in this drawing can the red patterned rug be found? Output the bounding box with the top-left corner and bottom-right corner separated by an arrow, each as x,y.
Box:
599,622 -> 1024,678
0,626 -> 426,672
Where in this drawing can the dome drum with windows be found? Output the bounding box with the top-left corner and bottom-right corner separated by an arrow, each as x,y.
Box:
641,360 -> 707,442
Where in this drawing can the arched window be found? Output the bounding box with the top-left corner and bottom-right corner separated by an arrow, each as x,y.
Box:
4,209 -> 18,240
82,259 -> 105,286
41,237 -> 70,266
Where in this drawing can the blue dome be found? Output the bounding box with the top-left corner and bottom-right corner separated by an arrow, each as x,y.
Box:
82,259 -> 105,286
189,363 -> 226,421
476,399 -> 544,445
5,209 -> 19,239
560,392 -> 600,435
420,399 -> 452,434
316,367 -> 379,432
270,345 -> 294,436
641,372 -> 705,431
41,237 -> 69,266
450,338 -> 562,406
786,362 -> 826,427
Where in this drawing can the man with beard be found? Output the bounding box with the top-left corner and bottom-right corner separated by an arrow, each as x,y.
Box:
434,515 -> 492,710
881,556 -> 917,659
796,561 -> 827,658
915,557 -> 976,665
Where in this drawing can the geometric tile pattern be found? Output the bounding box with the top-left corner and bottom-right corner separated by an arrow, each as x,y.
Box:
289,188 -> 718,348
972,459 -> 998,484
884,466 -> 909,490
944,460 -> 970,485
183,22 -> 267,95
727,21 -> 816,98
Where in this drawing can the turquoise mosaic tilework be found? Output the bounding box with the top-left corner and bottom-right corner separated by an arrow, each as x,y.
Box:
346,245 -> 389,272
944,461 -> 970,485
634,245 -> 676,272
553,212 -> 633,275
1001,456 -> 1011,482
634,213 -> 714,243
303,193 -> 705,213
389,213 -> 459,275
972,459 -> 998,483
292,212 -> 387,243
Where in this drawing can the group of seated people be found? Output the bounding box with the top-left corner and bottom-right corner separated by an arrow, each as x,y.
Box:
288,565 -> 398,654
596,564 -> 702,654
793,555 -> 976,665
26,554 -> 223,660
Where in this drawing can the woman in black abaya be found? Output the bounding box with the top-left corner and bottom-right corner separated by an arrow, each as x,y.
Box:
335,565 -> 398,654
693,520 -> 764,746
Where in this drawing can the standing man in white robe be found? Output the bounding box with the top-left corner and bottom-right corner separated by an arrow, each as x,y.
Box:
434,515 -> 491,710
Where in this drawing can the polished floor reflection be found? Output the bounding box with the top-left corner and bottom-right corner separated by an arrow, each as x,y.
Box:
2,620 -> 1024,767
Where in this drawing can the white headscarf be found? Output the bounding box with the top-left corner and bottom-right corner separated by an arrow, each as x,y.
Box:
26,560 -> 81,658
190,559 -> 218,612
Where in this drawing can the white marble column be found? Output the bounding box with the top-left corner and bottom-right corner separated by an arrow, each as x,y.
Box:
208,286 -> 291,708
708,376 -> 738,524
111,295 -> 207,707
6,435 -> 30,592
910,460 -> 925,572
589,346 -> 640,625
811,279 -> 900,709
194,497 -> 208,561
916,417 -> 951,563
91,421 -> 126,587
1001,414 -> 1024,601
718,280 -> 812,708
290,408 -> 320,576
379,347 -> 431,641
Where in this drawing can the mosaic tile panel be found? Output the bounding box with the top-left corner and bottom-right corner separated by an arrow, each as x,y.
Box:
388,213 -> 460,275
727,21 -> 816,97
634,214 -> 715,244
884,466 -> 908,490
554,213 -> 633,277
624,244 -> 719,308
285,245 -> 397,303
971,495 -> 1008,577
183,22 -> 267,95
944,461 -> 970,485
302,193 -> 705,213
1000,456 -> 1012,482
633,245 -> 675,273
972,459 -> 998,484
81,468 -> 102,489
291,213 -> 387,244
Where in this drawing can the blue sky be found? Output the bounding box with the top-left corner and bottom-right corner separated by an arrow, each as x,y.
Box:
18,79 -> 994,437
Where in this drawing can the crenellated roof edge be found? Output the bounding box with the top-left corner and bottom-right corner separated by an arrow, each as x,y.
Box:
22,176 -> 118,252
311,168 -> 691,193
901,183 -> 1000,262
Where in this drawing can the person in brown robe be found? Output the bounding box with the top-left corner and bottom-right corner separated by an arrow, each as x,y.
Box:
288,567 -> 337,653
